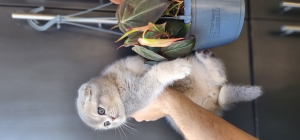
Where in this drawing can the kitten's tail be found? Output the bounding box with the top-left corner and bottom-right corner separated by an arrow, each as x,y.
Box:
218,84 -> 262,109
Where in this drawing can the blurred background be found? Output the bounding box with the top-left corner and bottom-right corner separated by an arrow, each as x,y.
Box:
0,0 -> 300,140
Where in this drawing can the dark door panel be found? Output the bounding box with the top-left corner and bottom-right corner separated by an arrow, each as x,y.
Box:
252,20 -> 300,140
251,0 -> 300,21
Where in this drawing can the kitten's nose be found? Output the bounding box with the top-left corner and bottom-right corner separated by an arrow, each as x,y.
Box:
111,115 -> 118,121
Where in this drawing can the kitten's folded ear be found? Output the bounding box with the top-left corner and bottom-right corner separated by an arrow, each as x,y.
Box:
78,83 -> 92,104
218,84 -> 262,109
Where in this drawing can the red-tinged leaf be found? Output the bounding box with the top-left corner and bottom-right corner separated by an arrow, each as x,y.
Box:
138,38 -> 184,47
116,0 -> 170,33
110,24 -> 119,30
144,22 -> 167,39
123,32 -> 143,46
127,22 -> 153,31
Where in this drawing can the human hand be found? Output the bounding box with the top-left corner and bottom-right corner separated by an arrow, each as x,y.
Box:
131,89 -> 177,122
110,0 -> 123,4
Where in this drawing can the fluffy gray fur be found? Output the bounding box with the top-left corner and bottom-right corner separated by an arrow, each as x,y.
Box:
76,50 -> 262,131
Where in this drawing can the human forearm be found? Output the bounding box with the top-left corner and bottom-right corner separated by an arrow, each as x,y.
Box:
162,89 -> 258,140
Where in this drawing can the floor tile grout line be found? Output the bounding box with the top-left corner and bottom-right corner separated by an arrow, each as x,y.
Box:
246,0 -> 259,138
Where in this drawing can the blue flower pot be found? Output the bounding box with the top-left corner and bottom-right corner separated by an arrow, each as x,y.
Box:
184,0 -> 245,50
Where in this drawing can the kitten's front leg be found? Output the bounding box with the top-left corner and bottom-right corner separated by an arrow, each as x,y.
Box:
149,58 -> 191,85
125,58 -> 191,116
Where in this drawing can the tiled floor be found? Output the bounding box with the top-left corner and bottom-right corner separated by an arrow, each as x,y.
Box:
0,0 -> 299,140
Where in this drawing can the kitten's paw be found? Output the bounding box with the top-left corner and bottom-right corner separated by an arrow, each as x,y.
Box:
196,49 -> 215,60
196,50 -> 227,84
170,58 -> 192,80
155,58 -> 191,84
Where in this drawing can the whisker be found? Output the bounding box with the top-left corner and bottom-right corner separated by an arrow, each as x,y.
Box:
122,125 -> 136,135
123,127 -> 135,135
120,126 -> 128,139
96,130 -> 99,140
114,128 -> 117,140
123,123 -> 138,133
89,128 -> 95,135
117,127 -> 123,140
124,120 -> 138,126
120,121 -> 136,135
121,122 -> 134,133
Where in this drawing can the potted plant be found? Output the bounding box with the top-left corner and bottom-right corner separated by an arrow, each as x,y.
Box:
114,0 -> 195,64
11,0 -> 245,57
114,0 -> 245,64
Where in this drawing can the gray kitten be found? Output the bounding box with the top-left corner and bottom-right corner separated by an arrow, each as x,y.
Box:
76,50 -> 262,131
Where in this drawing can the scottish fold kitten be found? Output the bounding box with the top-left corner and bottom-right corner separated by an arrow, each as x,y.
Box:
76,50 -> 262,131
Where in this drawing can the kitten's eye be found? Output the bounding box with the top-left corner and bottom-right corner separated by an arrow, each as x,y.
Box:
98,107 -> 105,115
104,121 -> 111,126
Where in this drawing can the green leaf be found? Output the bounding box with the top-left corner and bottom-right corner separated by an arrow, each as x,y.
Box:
132,45 -> 167,61
165,19 -> 185,37
161,37 -> 196,60
164,0 -> 184,17
151,23 -> 166,32
144,23 -> 166,39
116,29 -> 139,42
124,32 -> 143,46
144,31 -> 159,39
165,20 -> 191,38
176,23 -> 191,38
116,0 -> 170,33
147,46 -> 161,52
